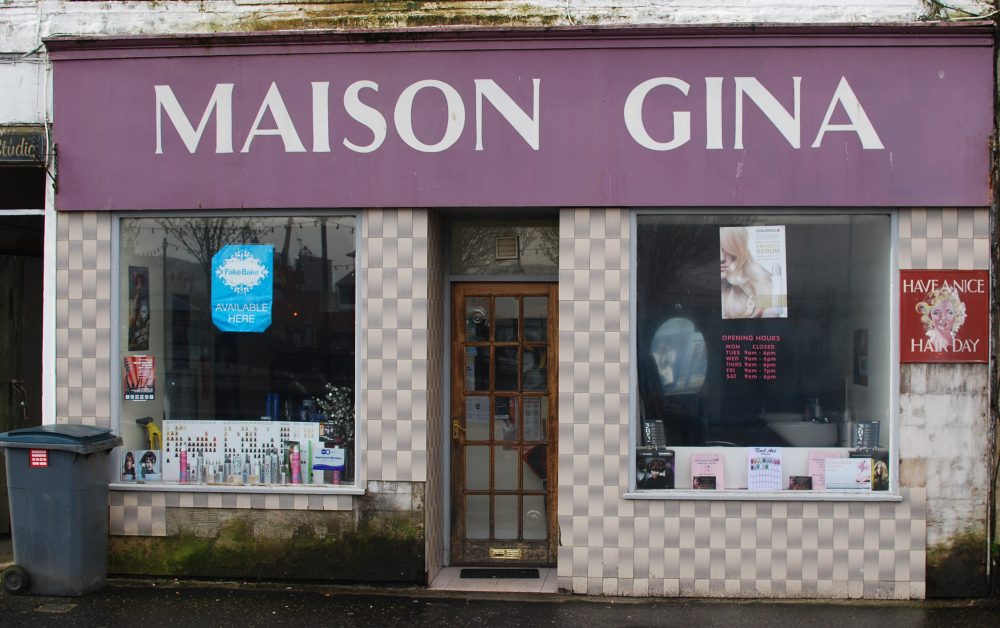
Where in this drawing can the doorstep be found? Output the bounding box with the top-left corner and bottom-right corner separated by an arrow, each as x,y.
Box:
430,567 -> 557,593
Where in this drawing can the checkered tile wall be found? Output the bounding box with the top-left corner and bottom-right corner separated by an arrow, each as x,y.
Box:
362,208 -> 433,483
555,208 -> 935,599
56,211 -> 113,430
424,210 -> 446,581
898,208 -> 989,270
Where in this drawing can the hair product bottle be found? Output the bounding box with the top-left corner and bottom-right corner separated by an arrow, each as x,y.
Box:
179,447 -> 188,483
290,445 -> 302,484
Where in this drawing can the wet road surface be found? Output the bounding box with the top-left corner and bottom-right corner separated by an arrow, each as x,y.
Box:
0,580 -> 997,627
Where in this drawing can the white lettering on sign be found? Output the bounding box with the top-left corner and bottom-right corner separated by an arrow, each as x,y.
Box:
623,76 -> 883,151
910,337 -> 980,353
343,80 -> 387,154
155,79 -> 541,155
394,80 -> 466,153
241,82 -> 307,153
734,77 -> 801,150
155,84 -> 234,154
154,76 -> 882,155
624,77 -> 691,151
902,277 -> 987,294
475,79 -> 541,151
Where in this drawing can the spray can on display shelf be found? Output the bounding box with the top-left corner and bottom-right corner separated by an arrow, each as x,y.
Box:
302,441 -> 312,484
290,445 -> 302,484
179,448 -> 188,483
242,454 -> 250,485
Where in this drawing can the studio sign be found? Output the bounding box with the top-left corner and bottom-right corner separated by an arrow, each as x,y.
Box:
154,76 -> 883,155
0,127 -> 46,164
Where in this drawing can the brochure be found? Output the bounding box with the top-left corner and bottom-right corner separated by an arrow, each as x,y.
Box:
690,452 -> 724,490
824,457 -> 871,490
807,450 -> 846,490
747,447 -> 782,491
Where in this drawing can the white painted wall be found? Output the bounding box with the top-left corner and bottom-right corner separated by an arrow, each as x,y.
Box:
0,60 -> 46,123
0,2 -> 993,50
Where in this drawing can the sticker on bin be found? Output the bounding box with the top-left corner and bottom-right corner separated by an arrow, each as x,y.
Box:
29,449 -> 48,467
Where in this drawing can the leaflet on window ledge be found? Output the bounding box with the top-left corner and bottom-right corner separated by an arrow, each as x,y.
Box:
747,447 -> 782,491
824,457 -> 871,490
807,450 -> 846,490
690,452 -> 723,490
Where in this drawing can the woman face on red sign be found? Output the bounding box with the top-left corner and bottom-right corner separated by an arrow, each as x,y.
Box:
917,286 -> 967,350
930,301 -> 957,336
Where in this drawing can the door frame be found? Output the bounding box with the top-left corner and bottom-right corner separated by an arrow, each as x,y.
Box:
447,281 -> 558,566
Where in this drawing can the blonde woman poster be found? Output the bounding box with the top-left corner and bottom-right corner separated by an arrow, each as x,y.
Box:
719,226 -> 788,319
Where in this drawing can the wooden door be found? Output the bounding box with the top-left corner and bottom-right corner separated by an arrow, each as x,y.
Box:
450,283 -> 558,565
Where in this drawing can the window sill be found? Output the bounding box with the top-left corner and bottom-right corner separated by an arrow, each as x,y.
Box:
109,482 -> 366,496
624,490 -> 903,502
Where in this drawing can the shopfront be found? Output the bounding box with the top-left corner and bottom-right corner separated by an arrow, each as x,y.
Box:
0,125 -> 47,535
46,25 -> 993,597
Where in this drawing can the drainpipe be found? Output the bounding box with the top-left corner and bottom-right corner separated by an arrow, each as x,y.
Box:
990,4 -> 1000,597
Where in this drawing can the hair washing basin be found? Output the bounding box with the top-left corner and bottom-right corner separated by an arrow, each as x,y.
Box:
769,421 -> 839,447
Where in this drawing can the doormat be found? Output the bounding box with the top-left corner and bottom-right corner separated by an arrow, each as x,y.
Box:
460,568 -> 540,579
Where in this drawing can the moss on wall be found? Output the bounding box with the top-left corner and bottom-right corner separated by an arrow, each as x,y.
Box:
216,2 -> 569,33
109,509 -> 425,584
927,530 -> 988,598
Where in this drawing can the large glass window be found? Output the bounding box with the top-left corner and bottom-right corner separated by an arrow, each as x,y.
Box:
118,215 -> 357,486
635,213 -> 892,492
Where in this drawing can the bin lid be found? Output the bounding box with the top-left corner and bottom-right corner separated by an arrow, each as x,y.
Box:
0,424 -> 122,453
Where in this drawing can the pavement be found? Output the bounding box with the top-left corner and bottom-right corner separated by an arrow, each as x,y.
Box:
0,576 -> 998,628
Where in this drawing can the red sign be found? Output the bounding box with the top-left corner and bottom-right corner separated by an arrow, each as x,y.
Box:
29,449 -> 48,467
900,270 -> 989,363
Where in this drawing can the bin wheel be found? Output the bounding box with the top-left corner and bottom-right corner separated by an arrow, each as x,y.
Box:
2,565 -> 29,595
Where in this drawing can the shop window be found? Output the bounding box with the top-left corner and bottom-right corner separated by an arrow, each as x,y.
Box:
118,216 -> 357,487
634,213 -> 892,493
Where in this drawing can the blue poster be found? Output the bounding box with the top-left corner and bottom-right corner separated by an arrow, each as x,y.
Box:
211,244 -> 273,333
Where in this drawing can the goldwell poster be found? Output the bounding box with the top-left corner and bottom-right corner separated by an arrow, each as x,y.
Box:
720,226 -> 787,319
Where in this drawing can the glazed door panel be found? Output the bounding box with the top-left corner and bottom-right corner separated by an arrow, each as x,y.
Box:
450,283 -> 557,565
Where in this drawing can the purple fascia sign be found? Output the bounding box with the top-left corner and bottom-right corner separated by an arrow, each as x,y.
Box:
49,29 -> 993,210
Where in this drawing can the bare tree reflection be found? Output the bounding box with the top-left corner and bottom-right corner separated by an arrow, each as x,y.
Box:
455,223 -> 558,275
156,217 -> 265,279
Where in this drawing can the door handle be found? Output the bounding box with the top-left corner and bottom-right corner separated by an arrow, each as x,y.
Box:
452,419 -> 466,441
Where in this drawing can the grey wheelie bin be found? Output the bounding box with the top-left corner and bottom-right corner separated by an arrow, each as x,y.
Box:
0,424 -> 122,596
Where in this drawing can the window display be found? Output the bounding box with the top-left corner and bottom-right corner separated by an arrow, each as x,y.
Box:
118,215 -> 357,486
634,212 -> 892,491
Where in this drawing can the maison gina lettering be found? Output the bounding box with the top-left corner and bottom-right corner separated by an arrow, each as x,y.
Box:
154,76 -> 883,155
